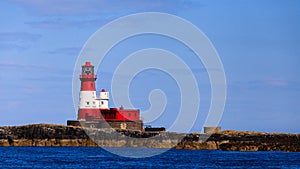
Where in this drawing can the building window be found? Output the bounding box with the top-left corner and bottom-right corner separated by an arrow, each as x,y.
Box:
101,101 -> 104,105
128,113 -> 131,117
93,102 -> 95,105
87,102 -> 89,105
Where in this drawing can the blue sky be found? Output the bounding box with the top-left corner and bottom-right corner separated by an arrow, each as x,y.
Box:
0,0 -> 299,133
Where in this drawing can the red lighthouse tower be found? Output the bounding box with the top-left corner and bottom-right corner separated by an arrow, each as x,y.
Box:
68,61 -> 143,131
77,62 -> 100,120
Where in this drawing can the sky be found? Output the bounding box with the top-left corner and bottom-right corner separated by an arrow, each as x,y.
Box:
0,0 -> 299,133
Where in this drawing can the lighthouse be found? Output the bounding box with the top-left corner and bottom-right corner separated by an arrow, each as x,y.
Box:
68,61 -> 143,131
77,62 -> 100,120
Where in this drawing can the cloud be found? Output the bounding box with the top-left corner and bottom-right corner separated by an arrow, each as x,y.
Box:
0,61 -> 72,90
46,47 -> 81,56
0,32 -> 42,51
25,18 -> 107,29
0,61 -> 66,72
0,44 -> 28,51
0,32 -> 42,42
15,0 -> 201,29
12,0 -> 185,16
267,79 -> 289,87
230,78 -> 300,89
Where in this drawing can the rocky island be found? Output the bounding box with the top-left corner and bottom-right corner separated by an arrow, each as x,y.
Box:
0,124 -> 299,152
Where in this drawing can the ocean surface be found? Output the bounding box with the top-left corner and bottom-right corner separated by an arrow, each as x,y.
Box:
0,147 -> 299,168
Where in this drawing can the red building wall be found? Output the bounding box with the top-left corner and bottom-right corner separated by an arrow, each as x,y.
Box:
99,108 -> 140,121
78,109 -> 100,120
116,109 -> 140,121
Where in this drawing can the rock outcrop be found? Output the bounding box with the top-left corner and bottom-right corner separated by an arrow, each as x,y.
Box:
0,124 -> 299,152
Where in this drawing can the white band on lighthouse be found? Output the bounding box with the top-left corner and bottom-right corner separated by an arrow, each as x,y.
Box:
79,91 -> 99,109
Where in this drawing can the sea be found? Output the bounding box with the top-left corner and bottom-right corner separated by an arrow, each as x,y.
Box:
0,147 -> 299,168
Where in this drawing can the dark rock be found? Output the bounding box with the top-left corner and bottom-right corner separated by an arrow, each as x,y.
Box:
0,124 -> 299,152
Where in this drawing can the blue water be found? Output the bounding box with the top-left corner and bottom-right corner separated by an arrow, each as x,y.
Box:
0,147 -> 299,168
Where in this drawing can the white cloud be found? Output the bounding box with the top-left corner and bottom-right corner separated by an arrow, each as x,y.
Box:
25,18 -> 107,29
0,32 -> 42,42
0,32 -> 42,51
12,0 -> 185,16
267,79 -> 287,86
46,47 -> 81,56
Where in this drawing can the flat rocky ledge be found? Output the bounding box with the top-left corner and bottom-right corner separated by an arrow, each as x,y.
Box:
0,124 -> 299,152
